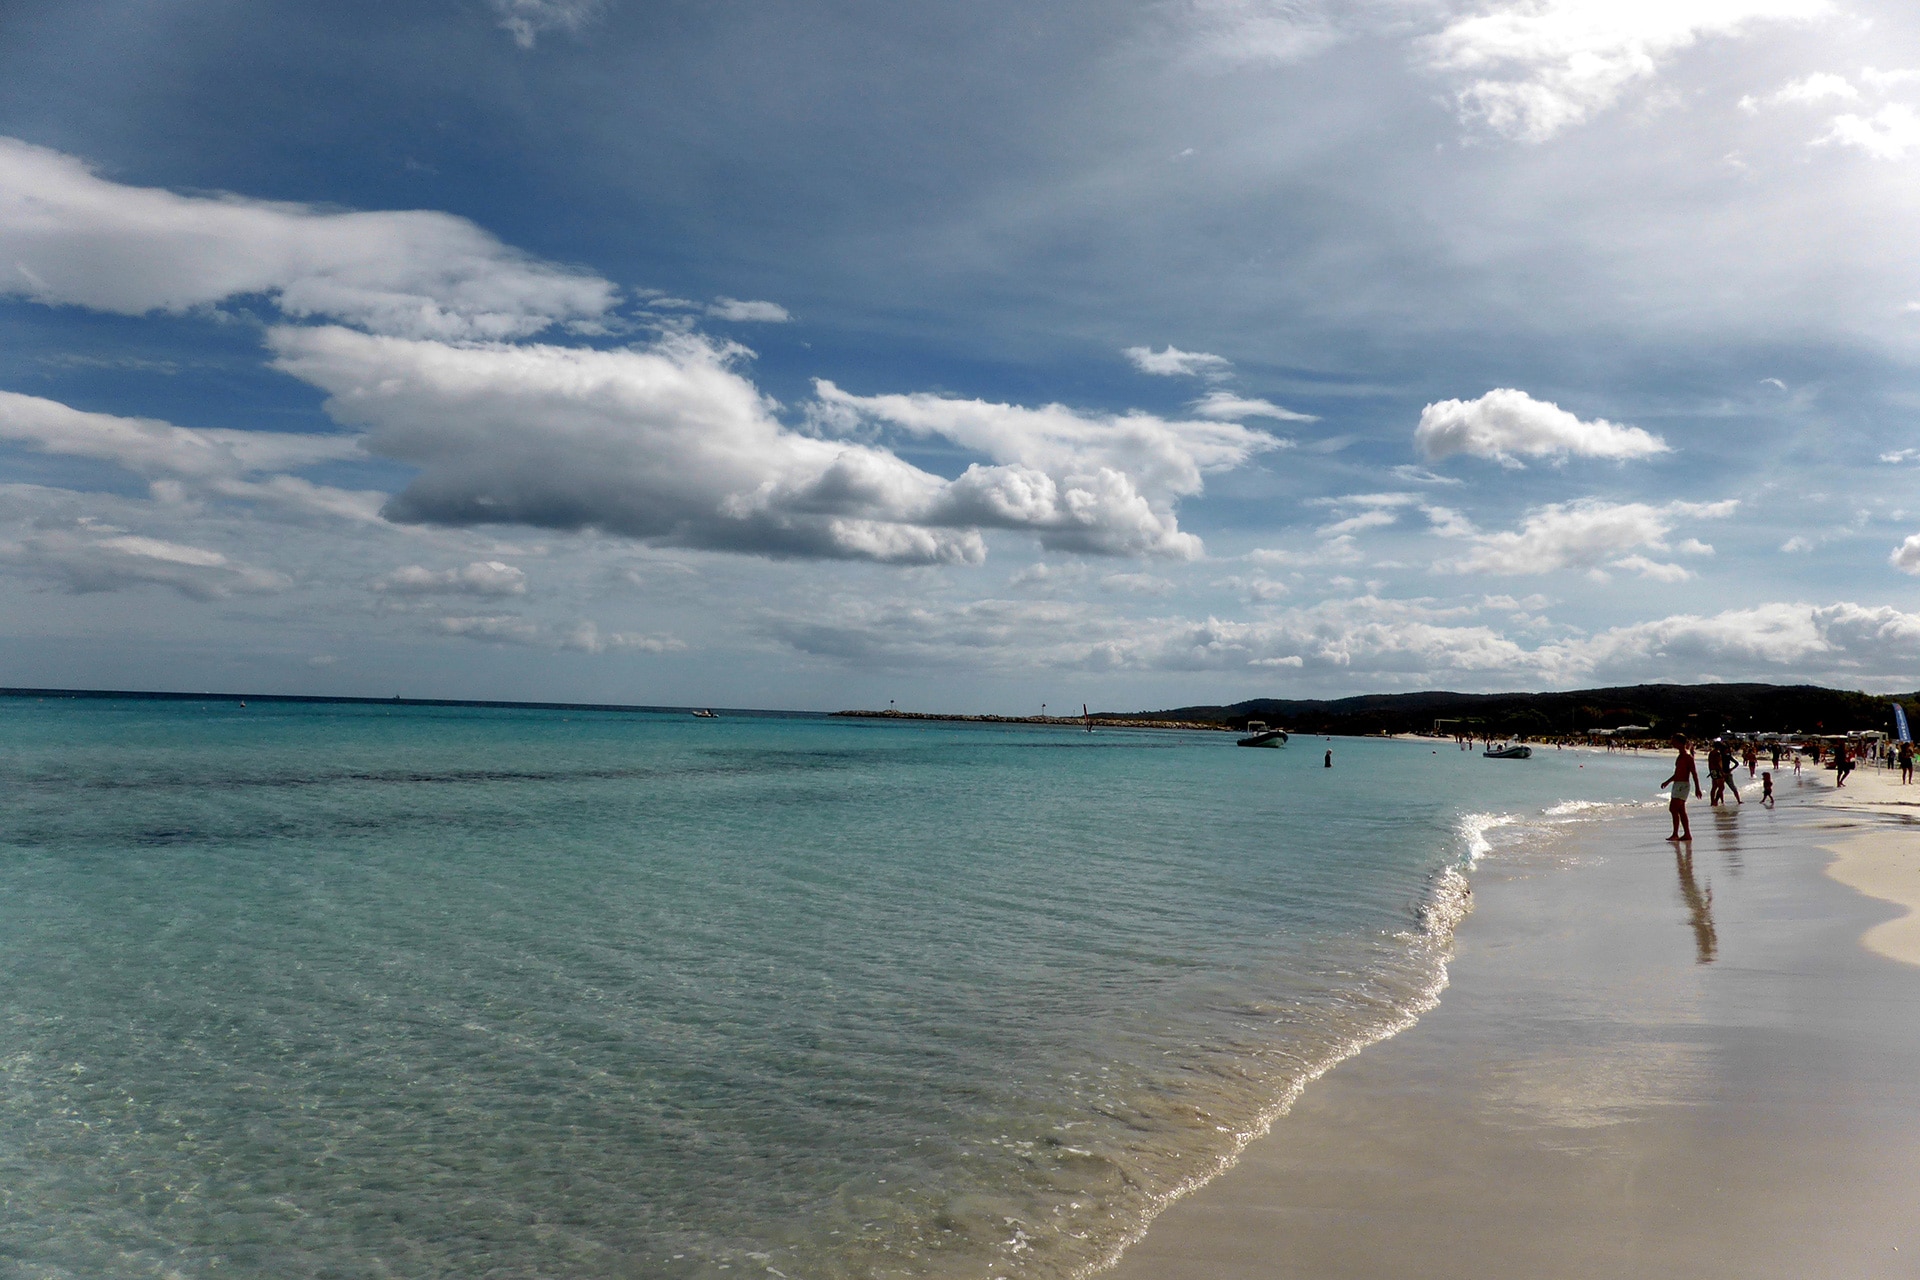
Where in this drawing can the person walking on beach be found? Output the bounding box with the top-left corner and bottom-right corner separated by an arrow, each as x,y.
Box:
1835,744 -> 1853,788
1901,741 -> 1913,785
1663,735 -> 1703,842
1760,771 -> 1774,808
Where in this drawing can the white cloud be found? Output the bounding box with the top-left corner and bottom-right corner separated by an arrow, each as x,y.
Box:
1608,553 -> 1693,582
487,0 -> 604,49
1100,572 -> 1176,595
1317,508 -> 1401,537
563,620 -> 684,654
1246,535 -> 1365,567
1860,67 -> 1920,92
376,560 -> 528,597
1890,532 -> 1920,573
1741,71 -> 1860,110
1189,390 -> 1317,422
708,297 -> 792,323
1422,505 -> 1477,538
1390,465 -> 1465,485
1881,448 -> 1920,464
1819,103 -> 1920,159
0,137 -> 616,339
271,326 -> 985,564
1440,498 -> 1737,576
768,591 -> 1564,680
1123,345 -> 1232,378
267,325 -> 1272,563
814,379 -> 1279,558
0,389 -> 385,522
0,389 -> 359,479
1414,388 -> 1668,466
0,522 -> 288,599
1426,0 -> 1831,142
436,613 -> 682,653
1575,600 -> 1920,679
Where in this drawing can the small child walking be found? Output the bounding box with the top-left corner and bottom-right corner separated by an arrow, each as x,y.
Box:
1760,771 -> 1774,808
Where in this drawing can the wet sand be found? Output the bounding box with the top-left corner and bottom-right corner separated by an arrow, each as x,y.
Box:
1809,759 -> 1920,966
1105,770 -> 1920,1279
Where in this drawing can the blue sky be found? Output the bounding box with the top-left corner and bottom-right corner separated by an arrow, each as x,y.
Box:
4,0 -> 1920,711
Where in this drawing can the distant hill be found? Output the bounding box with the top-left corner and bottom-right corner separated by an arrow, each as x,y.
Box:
1119,683 -> 1919,738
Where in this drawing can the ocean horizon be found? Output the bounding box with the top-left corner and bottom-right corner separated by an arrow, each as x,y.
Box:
1,697 -> 1658,1279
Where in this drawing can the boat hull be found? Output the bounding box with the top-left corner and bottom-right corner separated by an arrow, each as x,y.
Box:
1236,731 -> 1289,748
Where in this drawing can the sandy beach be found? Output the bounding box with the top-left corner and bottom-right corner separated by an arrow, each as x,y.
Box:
1106,757 -> 1920,1279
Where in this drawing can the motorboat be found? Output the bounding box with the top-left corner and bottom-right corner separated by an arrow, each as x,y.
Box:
1483,742 -> 1531,759
691,709 -> 718,718
1237,719 -> 1289,748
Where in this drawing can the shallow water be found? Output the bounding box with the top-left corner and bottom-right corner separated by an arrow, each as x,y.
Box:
0,700 -> 1655,1279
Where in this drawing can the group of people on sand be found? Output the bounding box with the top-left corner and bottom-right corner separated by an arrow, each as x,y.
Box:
1661,734 -> 1776,842
1661,731 -> 1920,839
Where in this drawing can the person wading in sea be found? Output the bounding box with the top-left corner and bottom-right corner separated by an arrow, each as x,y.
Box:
1662,734 -> 1703,842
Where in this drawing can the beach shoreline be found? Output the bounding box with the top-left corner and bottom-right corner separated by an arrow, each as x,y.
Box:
1103,764 -> 1920,1278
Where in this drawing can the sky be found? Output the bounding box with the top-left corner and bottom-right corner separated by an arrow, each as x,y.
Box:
4,0 -> 1920,712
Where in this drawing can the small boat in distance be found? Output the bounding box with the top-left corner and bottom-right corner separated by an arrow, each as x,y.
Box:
1237,720 -> 1289,748
691,709 -> 718,719
1483,742 -> 1531,759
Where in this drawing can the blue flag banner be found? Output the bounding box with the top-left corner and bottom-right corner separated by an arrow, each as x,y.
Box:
1893,702 -> 1911,744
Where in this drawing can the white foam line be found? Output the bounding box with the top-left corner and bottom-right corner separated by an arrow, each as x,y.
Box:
1080,811 -> 1509,1279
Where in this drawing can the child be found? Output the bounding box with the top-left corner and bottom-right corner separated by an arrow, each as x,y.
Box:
1760,770 -> 1774,808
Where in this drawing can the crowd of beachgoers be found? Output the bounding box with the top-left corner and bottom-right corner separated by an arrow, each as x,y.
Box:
1414,726 -> 1915,842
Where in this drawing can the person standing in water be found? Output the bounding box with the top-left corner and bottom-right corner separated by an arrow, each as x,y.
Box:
1662,734 -> 1703,842
1324,748 -> 1332,768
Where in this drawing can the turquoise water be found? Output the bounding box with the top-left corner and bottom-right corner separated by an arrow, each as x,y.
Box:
0,700 -> 1654,1279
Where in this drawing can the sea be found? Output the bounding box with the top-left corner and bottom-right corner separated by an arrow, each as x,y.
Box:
0,697 -> 1659,1280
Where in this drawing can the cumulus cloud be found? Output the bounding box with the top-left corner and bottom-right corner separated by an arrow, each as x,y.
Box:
1189,390 -> 1316,422
0,521 -> 288,599
1890,532 -> 1920,573
707,296 -> 791,322
376,560 -> 528,596
0,137 -> 616,339
1575,601 -> 1920,683
1123,345 -> 1232,378
813,379 -> 1279,558
1426,0 -> 1831,142
269,326 -> 980,563
1422,505 -> 1477,538
1439,498 -> 1737,577
1818,103 -> 1920,159
268,326 -> 1269,563
1414,388 -> 1668,466
1740,70 -> 1859,110
488,0 -> 604,48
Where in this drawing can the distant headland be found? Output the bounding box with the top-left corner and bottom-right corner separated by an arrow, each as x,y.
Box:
844,683 -> 1919,740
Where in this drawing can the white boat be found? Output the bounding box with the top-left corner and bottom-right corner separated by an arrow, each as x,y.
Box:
691,709 -> 717,718
1237,719 -> 1289,748
1483,743 -> 1531,759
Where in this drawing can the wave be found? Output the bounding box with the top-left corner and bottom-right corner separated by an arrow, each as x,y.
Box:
1083,797 -> 1641,1279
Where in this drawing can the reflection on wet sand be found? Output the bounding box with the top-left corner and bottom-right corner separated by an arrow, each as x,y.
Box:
1674,846 -> 1717,963
1711,804 -> 1745,874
